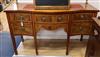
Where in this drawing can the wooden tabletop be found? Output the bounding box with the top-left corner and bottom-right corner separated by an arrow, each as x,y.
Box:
4,3 -> 99,13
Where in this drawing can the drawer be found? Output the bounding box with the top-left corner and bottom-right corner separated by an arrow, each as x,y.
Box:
35,24 -> 55,32
54,14 -> 69,23
70,22 -> 92,35
72,13 -> 93,21
35,24 -> 68,32
12,22 -> 33,35
54,24 -> 68,32
14,13 -> 32,22
35,14 -> 52,23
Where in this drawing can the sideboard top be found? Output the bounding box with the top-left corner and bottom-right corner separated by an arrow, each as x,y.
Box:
4,3 -> 99,13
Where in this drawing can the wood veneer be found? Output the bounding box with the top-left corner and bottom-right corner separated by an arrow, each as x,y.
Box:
4,3 -> 99,55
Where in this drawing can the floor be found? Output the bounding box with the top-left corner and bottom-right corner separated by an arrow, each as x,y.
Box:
16,38 -> 87,57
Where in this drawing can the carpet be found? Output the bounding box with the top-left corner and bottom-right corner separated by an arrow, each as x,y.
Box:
0,32 -> 22,57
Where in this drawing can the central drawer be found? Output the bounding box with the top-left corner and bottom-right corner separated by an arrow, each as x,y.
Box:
34,14 -> 68,23
35,23 -> 68,32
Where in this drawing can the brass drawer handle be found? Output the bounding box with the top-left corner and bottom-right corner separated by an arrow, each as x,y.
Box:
80,15 -> 84,18
18,16 -> 24,27
19,16 -> 24,21
80,27 -> 82,31
41,17 -> 46,22
57,17 -> 63,22
20,21 -> 24,27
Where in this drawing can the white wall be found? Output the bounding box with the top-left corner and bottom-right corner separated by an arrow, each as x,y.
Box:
17,0 -> 33,3
88,0 -> 100,16
71,0 -> 86,3
17,0 -> 86,3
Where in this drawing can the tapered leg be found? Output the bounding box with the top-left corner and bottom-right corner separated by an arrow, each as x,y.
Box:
21,35 -> 24,42
80,35 -> 83,41
11,35 -> 18,55
34,32 -> 38,55
66,35 -> 70,55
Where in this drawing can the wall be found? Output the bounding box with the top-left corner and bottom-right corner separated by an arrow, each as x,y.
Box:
17,0 -> 86,3
88,0 -> 100,16
17,0 -> 33,3
71,0 -> 86,3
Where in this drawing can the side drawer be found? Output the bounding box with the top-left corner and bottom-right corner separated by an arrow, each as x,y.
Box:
12,22 -> 33,35
72,13 -> 94,21
14,13 -> 32,22
70,22 -> 92,35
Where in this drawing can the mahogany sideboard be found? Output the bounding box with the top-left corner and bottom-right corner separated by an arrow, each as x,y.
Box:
4,3 -> 99,55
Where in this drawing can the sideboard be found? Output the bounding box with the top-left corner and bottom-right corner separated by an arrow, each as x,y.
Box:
4,3 -> 99,55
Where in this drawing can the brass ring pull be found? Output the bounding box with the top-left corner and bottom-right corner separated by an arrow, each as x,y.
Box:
20,21 -> 24,27
19,16 -> 24,27
41,17 -> 46,22
19,16 -> 24,21
57,17 -> 63,22
80,15 -> 84,18
80,27 -> 82,31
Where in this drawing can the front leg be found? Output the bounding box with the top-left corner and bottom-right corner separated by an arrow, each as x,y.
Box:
66,35 -> 70,55
21,35 -> 24,42
80,35 -> 83,41
34,31 -> 39,55
11,35 -> 18,55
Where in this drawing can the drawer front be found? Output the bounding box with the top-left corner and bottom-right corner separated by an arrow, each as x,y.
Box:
70,22 -> 92,35
14,13 -> 32,22
53,14 -> 69,23
12,22 -> 33,35
72,13 -> 93,21
35,24 -> 68,32
35,14 -> 68,23
35,14 -> 52,23
54,24 -> 68,32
